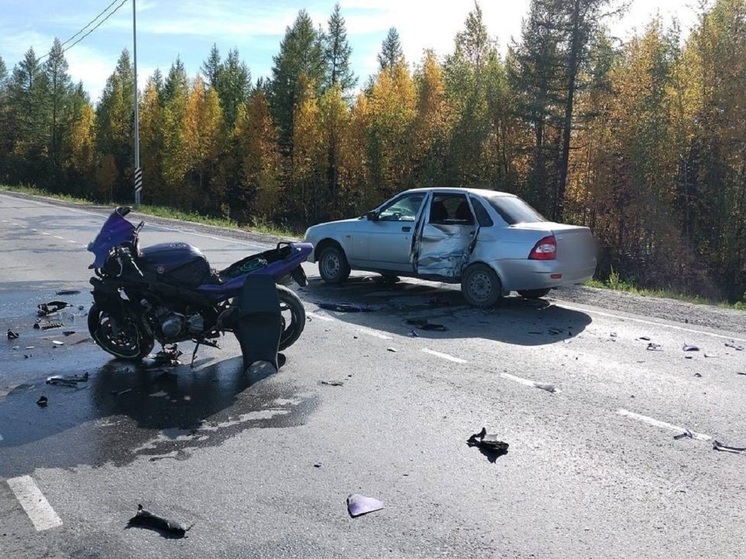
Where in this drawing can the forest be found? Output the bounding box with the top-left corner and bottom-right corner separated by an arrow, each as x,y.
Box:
0,0 -> 744,301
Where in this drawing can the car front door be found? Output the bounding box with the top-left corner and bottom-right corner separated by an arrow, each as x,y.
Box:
412,193 -> 477,279
353,192 -> 427,271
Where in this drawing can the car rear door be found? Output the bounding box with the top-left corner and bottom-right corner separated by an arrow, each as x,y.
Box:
412,192 -> 477,279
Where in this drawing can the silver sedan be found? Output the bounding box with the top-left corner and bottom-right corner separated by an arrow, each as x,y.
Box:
303,187 -> 598,308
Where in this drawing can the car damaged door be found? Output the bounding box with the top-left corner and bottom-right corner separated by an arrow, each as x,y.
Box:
411,193 -> 479,279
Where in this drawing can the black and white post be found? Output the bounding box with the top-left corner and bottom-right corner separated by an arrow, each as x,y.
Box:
132,0 -> 141,207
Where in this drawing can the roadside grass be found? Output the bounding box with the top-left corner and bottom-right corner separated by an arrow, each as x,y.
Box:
2,183 -> 744,311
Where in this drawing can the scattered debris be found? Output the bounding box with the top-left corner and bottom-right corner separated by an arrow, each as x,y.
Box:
313,463 -> 322,468
55,289 -> 81,296
152,344 -> 182,366
674,429 -> 694,440
534,383 -> 557,394
638,336 -> 651,341
548,327 -> 564,335
37,301 -> 69,316
111,388 -> 133,397
36,395 -> 48,407
646,342 -> 662,351
682,344 -> 700,352
467,427 -> 509,462
347,494 -> 384,518
405,319 -> 448,332
387,347 -> 397,353
62,330 -> 76,336
7,329 -> 19,339
126,504 -> 192,538
46,372 -> 89,387
321,380 -> 344,387
610,332 -> 618,338
33,319 -> 64,330
427,295 -> 452,307
725,342 -> 744,351
694,372 -> 702,377
317,302 -> 373,312
408,329 -> 419,337
712,440 -> 746,455
52,340 -> 64,346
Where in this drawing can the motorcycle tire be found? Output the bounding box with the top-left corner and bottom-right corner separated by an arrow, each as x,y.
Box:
88,303 -> 155,361
277,284 -> 306,351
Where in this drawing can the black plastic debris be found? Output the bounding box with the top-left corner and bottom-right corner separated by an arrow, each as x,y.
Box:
152,344 -> 183,366
126,504 -> 192,538
55,289 -> 81,296
346,494 -> 384,518
694,372 -> 702,377
36,395 -> 48,407
46,372 -> 89,387
317,302 -> 373,313
725,342 -> 744,351
646,342 -> 662,351
37,301 -> 69,316
321,380 -> 344,386
408,329 -> 419,337
33,319 -> 64,330
7,329 -> 19,340
683,344 -> 700,352
387,347 -> 397,353
405,319 -> 448,332
467,428 -> 509,462
638,336 -> 651,341
534,383 -> 557,393
712,440 -> 746,455
674,429 -> 694,440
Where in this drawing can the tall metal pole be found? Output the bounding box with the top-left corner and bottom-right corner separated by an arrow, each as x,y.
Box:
132,0 -> 142,207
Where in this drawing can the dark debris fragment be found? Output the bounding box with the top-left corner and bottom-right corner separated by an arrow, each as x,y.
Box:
36,395 -> 48,407
682,344 -> 700,352
725,342 -> 744,351
126,504 -> 192,538
152,344 -> 183,366
55,290 -> 81,296
467,427 -> 509,462
37,301 -> 69,317
646,342 -> 662,351
33,319 -> 64,330
7,329 -> 19,340
317,302 -> 374,312
712,440 -> 746,455
46,372 -> 89,387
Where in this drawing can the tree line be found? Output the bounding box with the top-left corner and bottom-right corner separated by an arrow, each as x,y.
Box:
0,0 -> 744,301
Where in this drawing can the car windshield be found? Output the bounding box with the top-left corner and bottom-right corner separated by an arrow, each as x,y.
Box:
482,193 -> 547,225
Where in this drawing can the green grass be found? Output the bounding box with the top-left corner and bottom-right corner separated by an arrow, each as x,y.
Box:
0,184 -> 301,238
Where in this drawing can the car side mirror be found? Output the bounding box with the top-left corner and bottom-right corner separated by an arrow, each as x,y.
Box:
366,210 -> 379,221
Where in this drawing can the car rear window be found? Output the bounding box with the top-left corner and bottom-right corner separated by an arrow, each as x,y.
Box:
483,195 -> 547,225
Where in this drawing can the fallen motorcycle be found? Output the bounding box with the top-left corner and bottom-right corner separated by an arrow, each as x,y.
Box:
86,207 -> 312,372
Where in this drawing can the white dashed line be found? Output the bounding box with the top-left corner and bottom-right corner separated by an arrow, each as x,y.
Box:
500,372 -> 540,387
421,348 -> 467,363
68,239 -> 77,243
356,327 -> 392,340
6,475 -> 63,531
618,408 -> 711,441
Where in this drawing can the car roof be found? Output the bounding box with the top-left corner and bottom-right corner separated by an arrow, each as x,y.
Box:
401,187 -> 517,198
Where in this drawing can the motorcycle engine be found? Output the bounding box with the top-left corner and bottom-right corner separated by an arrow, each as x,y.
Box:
157,309 -> 205,341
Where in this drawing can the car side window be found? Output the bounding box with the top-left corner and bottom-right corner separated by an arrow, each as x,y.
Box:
471,198 -> 494,227
379,193 -> 425,221
429,194 -> 473,225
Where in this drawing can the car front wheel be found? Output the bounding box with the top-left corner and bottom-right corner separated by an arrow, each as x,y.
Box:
461,263 -> 502,308
318,245 -> 351,284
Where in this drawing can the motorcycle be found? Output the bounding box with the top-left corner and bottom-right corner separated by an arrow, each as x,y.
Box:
86,206 -> 312,371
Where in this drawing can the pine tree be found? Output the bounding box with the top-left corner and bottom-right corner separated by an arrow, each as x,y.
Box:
44,38 -> 73,190
324,3 -> 357,94
377,28 -> 405,71
216,48 -> 251,130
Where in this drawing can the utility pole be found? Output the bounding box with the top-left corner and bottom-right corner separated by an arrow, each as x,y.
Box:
132,0 -> 142,207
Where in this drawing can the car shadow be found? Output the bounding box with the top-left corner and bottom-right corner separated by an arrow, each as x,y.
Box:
300,274 -> 592,346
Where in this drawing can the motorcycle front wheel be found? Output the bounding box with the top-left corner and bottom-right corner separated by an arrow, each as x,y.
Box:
278,284 -> 306,351
88,303 -> 155,360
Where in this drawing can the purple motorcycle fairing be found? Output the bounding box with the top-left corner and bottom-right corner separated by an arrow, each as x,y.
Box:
87,210 -> 137,268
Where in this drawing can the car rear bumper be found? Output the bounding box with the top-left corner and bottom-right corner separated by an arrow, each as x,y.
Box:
496,259 -> 597,291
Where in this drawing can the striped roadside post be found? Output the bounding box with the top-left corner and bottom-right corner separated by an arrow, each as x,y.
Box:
134,166 -> 142,206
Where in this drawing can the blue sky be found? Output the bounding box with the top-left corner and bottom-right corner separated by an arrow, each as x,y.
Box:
0,0 -> 701,104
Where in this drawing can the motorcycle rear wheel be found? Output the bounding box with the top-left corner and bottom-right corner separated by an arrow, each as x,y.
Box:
278,285 -> 306,351
88,303 -> 154,360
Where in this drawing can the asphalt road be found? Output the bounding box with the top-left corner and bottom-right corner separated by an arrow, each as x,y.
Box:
1,192 -> 746,559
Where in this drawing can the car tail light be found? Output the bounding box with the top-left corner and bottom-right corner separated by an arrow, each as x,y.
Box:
529,236 -> 556,260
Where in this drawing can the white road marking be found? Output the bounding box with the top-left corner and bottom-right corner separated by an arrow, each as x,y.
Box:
357,327 -> 392,340
307,312 -> 334,322
501,372 -> 539,387
559,302 -> 746,342
617,408 -> 711,441
421,348 -> 467,363
6,475 -> 63,531
54,235 -> 64,240
68,239 -> 77,243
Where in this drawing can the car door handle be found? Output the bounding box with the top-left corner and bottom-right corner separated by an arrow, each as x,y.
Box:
401,226 -> 411,232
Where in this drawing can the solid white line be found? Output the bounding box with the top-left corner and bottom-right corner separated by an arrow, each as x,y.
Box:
421,348 -> 467,363
357,327 -> 392,340
559,302 -> 746,342
617,408 -> 711,441
7,475 -> 63,531
501,372 -> 539,387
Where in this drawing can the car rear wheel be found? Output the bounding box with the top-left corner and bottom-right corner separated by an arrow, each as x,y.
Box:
318,245 -> 351,284
461,263 -> 502,308
518,288 -> 551,299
